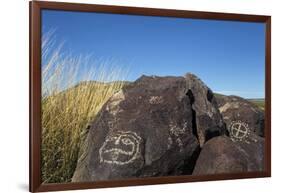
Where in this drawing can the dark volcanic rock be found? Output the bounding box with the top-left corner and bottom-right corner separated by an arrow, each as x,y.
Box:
72,75 -> 203,182
215,95 -> 264,137
71,73 -> 265,181
185,73 -> 226,146
193,135 -> 264,175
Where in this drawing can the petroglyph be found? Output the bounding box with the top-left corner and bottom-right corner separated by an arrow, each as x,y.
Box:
176,138 -> 184,152
229,121 -> 250,142
99,131 -> 141,165
149,96 -> 164,104
169,122 -> 187,137
168,121 -> 188,151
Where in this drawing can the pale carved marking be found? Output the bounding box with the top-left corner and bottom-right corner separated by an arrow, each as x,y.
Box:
99,131 -> 141,165
169,122 -> 187,137
229,121 -> 252,143
176,138 -> 183,152
168,121 -> 188,151
149,96 -> 164,104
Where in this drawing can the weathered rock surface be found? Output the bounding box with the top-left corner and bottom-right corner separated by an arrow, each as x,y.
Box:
72,74 -> 227,182
72,73 -> 264,182
72,75 -> 198,181
193,135 -> 264,175
185,73 -> 226,146
215,95 -> 264,137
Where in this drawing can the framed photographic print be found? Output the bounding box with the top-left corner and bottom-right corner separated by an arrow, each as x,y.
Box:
30,1 -> 271,192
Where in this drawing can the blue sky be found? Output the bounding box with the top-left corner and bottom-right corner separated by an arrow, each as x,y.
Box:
42,10 -> 265,98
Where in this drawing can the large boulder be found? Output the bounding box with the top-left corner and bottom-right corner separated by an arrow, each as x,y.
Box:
215,95 -> 264,137
185,73 -> 226,146
72,74 -> 227,182
193,135 -> 264,175
72,75 -> 200,181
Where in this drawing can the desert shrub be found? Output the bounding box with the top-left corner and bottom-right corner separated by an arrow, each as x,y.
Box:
41,32 -> 128,183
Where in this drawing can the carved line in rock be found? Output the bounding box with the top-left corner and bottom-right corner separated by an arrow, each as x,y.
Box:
168,121 -> 188,151
229,121 -> 253,143
149,96 -> 164,104
99,131 -> 142,165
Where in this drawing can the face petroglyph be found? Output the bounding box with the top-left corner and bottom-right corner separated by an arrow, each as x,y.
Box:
99,131 -> 142,165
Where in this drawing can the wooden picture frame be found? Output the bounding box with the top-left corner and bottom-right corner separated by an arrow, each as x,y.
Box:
30,1 -> 271,192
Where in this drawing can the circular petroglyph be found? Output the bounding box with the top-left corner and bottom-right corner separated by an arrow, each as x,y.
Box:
99,131 -> 141,165
229,121 -> 250,142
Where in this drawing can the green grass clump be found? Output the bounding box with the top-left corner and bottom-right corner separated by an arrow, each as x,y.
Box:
41,32 -> 127,183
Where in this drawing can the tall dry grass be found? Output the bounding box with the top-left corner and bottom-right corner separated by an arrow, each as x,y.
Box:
41,32 -> 128,183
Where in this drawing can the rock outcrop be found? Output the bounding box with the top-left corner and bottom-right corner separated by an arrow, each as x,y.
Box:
72,73 -> 264,182
193,135 -> 264,174
185,73 -> 226,146
215,95 -> 264,137
72,74 -> 226,182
